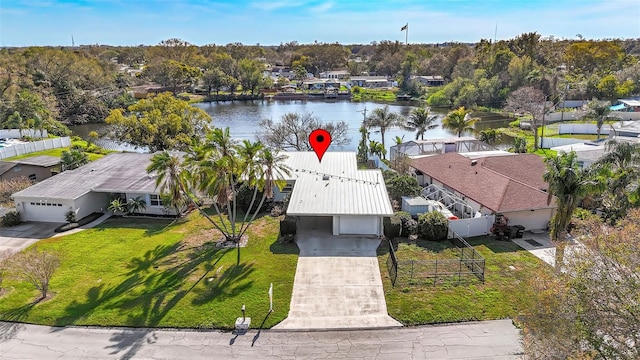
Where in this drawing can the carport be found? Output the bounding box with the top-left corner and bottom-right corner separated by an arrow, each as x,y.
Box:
286,170 -> 392,236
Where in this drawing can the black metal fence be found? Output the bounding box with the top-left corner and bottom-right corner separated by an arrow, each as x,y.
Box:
387,231 -> 485,287
386,240 -> 398,286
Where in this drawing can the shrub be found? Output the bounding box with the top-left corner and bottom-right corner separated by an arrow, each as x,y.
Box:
385,175 -> 421,202
280,216 -> 297,237
86,144 -> 108,154
236,183 -> 266,213
383,215 -> 402,239
396,211 -> 418,237
418,211 -> 449,241
1,211 -> 21,227
351,86 -> 362,94
65,210 -> 76,223
270,205 -> 285,217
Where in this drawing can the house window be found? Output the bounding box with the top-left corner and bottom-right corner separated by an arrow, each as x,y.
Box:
150,194 -> 163,206
13,166 -> 21,172
281,183 -> 294,193
28,174 -> 37,182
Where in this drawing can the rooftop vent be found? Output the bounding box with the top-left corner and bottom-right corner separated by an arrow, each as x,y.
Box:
322,175 -> 330,181
471,160 -> 478,166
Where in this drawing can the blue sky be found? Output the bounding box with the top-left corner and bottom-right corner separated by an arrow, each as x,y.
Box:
1,0 -> 639,47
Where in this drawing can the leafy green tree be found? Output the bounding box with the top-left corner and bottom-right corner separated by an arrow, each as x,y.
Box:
202,68 -> 232,95
60,149 -> 88,171
236,58 -> 265,95
105,92 -> 211,152
4,111 -> 24,137
406,107 -> 438,140
366,106 -> 404,157
144,60 -> 202,94
385,174 -> 421,202
442,106 -> 478,137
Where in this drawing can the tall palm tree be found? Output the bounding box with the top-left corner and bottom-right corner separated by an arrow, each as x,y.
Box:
584,100 -> 618,140
147,151 -> 190,218
543,151 -> 600,270
406,107 -> 438,140
442,106 -> 478,137
366,105 -> 404,157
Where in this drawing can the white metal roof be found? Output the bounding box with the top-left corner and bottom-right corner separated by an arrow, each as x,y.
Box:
279,152 -> 358,180
287,158 -> 393,216
620,99 -> 640,107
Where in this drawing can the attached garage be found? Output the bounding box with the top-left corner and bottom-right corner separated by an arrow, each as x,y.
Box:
334,215 -> 381,236
18,200 -> 70,223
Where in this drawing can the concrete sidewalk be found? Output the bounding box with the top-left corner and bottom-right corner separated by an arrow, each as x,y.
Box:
0,319 -> 524,359
51,213 -> 111,238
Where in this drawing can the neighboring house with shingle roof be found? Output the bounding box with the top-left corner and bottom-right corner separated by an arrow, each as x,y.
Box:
411,152 -> 555,230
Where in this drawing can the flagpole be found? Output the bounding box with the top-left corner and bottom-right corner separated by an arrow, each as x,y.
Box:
405,23 -> 408,45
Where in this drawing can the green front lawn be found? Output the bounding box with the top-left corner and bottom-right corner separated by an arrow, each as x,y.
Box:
5,148 -> 104,162
379,236 -> 549,325
0,213 -> 299,329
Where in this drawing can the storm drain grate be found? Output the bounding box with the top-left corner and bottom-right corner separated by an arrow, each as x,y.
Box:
524,239 -> 544,247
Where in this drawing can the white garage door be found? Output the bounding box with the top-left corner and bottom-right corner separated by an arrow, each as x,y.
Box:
22,202 -> 67,222
338,216 -> 379,235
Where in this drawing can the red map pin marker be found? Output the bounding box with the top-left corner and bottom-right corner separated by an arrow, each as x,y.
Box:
309,129 -> 331,162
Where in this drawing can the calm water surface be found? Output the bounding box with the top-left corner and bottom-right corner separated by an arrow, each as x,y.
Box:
71,100 -> 511,153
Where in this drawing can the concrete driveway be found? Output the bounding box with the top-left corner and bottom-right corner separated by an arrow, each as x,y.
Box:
274,217 -> 401,330
0,222 -> 62,253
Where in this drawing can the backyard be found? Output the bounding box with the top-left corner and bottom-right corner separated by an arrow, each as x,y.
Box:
379,236 -> 550,325
0,213 -> 299,329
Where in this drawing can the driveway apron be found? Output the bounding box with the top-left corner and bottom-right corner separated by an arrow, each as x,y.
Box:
274,217 -> 401,330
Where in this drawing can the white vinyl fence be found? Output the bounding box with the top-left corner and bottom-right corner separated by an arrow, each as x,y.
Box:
0,137 -> 71,159
539,137 -> 585,149
558,124 -> 610,135
448,215 -> 495,238
0,129 -> 49,139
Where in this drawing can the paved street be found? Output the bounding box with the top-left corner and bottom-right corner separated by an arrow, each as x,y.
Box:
0,319 -> 523,359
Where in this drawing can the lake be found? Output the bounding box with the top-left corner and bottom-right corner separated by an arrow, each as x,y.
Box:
70,100 -> 512,153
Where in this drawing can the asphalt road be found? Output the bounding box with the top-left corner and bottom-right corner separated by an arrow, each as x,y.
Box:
0,319 -> 523,359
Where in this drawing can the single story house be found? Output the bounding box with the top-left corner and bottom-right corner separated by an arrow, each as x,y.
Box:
301,79 -> 341,91
410,75 -> 445,87
319,70 -> 350,80
411,152 -> 555,230
12,153 -> 179,222
0,155 -> 60,182
275,152 -> 393,236
611,99 -> 640,112
349,76 -> 393,88
13,151 -> 393,236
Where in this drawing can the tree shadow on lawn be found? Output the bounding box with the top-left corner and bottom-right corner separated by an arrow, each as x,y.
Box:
54,240 -> 231,327
90,217 -> 181,237
268,238 -> 299,255
190,263 -> 254,306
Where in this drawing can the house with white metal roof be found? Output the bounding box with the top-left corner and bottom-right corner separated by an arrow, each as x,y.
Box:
12,151 -> 393,236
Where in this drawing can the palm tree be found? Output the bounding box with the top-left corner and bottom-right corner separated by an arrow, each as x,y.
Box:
147,151 -> 189,217
442,107 -> 478,137
393,135 -> 405,145
368,140 -> 386,159
126,196 -> 147,215
366,105 -> 404,157
584,100 -> 618,140
543,151 -> 599,270
107,198 -> 126,214
406,107 -> 438,140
